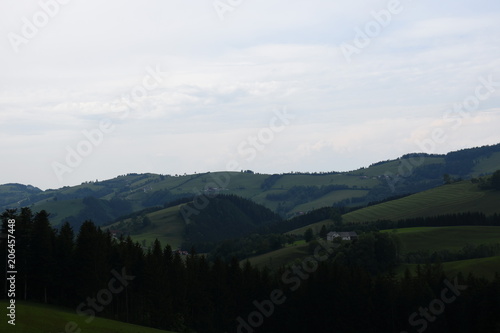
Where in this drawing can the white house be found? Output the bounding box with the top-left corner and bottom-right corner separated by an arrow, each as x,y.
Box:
327,231 -> 358,241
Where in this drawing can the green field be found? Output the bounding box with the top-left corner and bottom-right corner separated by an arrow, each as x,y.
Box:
3,146 -> 499,226
343,181 -> 500,223
11,171 -> 386,226
440,255 -> 500,279
287,219 -> 334,236
290,189 -> 369,214
472,151 -> 500,175
0,301 -> 175,333
251,226 -> 500,276
246,243 -> 311,270
397,255 -> 500,280
381,226 -> 500,254
34,199 -> 84,226
388,226 -> 500,280
104,204 -> 186,249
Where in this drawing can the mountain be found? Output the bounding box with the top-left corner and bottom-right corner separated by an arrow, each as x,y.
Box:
1,143 -> 500,228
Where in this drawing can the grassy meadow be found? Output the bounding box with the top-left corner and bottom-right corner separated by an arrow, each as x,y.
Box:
343,181 -> 500,223
0,301 -> 176,333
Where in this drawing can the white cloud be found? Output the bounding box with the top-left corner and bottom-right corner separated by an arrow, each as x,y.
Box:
0,0 -> 499,189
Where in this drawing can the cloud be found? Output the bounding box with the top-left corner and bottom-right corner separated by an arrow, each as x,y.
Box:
0,0 -> 499,189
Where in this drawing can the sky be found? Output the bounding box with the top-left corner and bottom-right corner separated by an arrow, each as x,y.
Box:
1,0 -> 500,190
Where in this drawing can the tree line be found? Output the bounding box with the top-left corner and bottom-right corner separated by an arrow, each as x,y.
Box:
2,207 -> 500,332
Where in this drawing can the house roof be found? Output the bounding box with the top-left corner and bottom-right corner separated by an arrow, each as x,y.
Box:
327,231 -> 358,237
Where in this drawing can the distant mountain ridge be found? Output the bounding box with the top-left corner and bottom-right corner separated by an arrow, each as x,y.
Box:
1,143 -> 500,227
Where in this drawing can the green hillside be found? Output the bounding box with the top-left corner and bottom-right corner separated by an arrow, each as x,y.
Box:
0,183 -> 42,208
2,143 -> 500,227
247,226 -> 500,276
106,194 -> 282,251
34,198 -> 85,225
381,226 -> 500,254
343,181 -> 500,223
287,219 -> 334,236
397,256 -> 500,280
246,241 -> 311,270
104,204 -> 186,249
120,177 -> 500,251
440,255 -> 500,279
0,301 -> 175,333
472,151 -> 500,175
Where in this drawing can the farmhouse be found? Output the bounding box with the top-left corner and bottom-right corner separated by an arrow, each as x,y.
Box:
327,231 -> 358,241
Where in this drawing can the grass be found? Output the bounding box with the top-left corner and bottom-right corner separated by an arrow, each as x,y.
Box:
343,181 -> 500,223
472,151 -> 500,176
389,226 -> 500,280
276,173 -> 379,188
0,300 -> 176,333
396,256 -> 500,280
246,243 -> 311,271
256,225 -> 500,277
287,219 -> 334,236
381,226 -> 500,254
440,255 -> 500,279
3,149 -> 500,221
290,189 -> 369,214
105,204 -> 186,249
34,199 -> 84,226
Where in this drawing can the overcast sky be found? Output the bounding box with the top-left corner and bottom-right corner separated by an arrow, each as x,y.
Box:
1,0 -> 500,190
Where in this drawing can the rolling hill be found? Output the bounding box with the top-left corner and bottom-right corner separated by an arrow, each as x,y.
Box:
246,226 -> 500,278
287,178 -> 500,236
104,195 -> 281,251
396,256 -> 500,281
103,204 -> 187,249
380,226 -> 500,254
343,180 -> 500,223
1,143 -> 500,230
245,178 -> 500,274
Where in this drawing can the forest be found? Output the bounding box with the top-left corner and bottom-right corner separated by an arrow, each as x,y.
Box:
1,207 -> 500,332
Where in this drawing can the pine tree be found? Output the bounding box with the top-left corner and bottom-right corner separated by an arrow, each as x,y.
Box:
319,225 -> 327,239
74,221 -> 110,300
304,228 -> 314,242
55,222 -> 75,306
31,210 -> 56,303
143,239 -> 168,328
491,169 -> 500,190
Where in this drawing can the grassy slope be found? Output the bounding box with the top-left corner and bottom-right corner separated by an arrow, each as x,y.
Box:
343,181 -> 500,223
440,255 -> 500,279
1,170 -> 386,225
396,256 -> 500,280
34,199 -> 84,226
290,189 -> 369,214
358,156 -> 446,177
248,181 -> 500,272
246,242 -> 311,271
3,150 -> 499,229
253,225 -> 500,276
104,204 -> 186,249
287,219 -> 334,236
472,151 -> 500,175
386,226 -> 500,279
0,301 -> 175,333
381,226 -> 500,254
